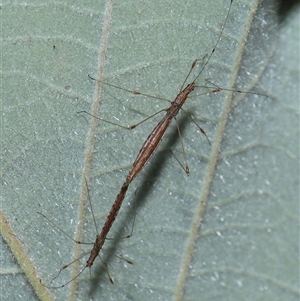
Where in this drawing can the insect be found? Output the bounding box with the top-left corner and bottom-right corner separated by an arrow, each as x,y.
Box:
79,0 -> 236,277
40,0 -> 266,289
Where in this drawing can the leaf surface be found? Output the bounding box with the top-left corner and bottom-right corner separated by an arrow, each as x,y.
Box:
1,0 -> 299,300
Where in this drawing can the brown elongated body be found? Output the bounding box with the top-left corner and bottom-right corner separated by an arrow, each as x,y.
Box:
126,83 -> 195,183
87,83 -> 195,267
40,2 -> 235,288
85,0 -> 235,272
86,182 -> 129,267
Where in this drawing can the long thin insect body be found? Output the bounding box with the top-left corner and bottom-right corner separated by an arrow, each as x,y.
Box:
85,84 -> 196,269
84,83 -> 197,271
41,2 -> 235,287
84,1 -> 235,270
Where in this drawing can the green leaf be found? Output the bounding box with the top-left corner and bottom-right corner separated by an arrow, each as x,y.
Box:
1,0 -> 299,300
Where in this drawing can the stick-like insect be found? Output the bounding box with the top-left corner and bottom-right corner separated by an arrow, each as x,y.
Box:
82,0 -> 236,275
41,0 -> 266,288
